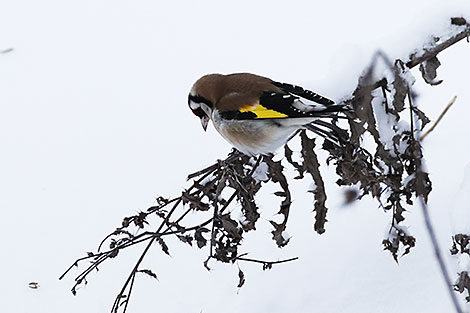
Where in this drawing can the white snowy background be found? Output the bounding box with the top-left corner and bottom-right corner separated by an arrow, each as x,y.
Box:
1,0 -> 470,312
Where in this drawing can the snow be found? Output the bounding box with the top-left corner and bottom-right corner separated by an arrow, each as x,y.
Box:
458,254 -> 470,273
251,159 -> 269,183
281,231 -> 291,242
371,89 -> 398,152
309,181 -> 318,192
451,163 -> 470,235
1,1 -> 470,313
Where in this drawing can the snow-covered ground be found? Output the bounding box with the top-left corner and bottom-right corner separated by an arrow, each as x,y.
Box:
1,1 -> 470,312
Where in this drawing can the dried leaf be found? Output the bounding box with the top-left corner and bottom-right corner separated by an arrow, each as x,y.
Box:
138,269 -> 158,280
284,144 -> 304,179
451,17 -> 467,26
452,234 -> 470,255
219,214 -> 242,240
383,226 -> 416,263
133,211 -> 149,228
454,271 -> 470,302
157,237 -> 170,255
264,156 -> 292,247
419,56 -> 443,86
263,262 -> 273,270
349,67 -> 381,143
415,170 -> 432,203
300,131 -> 328,234
177,234 -> 193,246
270,221 -> 290,247
412,106 -> 431,131
195,227 -> 210,248
394,201 -> 406,223
109,249 -> 119,258
236,182 -> 260,232
182,191 -> 210,211
392,60 -> 408,113
237,269 -> 245,288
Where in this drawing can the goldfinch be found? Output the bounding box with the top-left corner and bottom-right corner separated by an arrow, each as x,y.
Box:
188,73 -> 348,156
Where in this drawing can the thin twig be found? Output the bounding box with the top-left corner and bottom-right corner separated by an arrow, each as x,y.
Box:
187,152 -> 242,180
186,163 -> 219,181
72,253 -> 109,291
420,96 -> 457,141
111,237 -> 155,313
235,256 -> 299,266
122,271 -> 136,313
209,201 -> 219,258
247,156 -> 263,177
61,156 -> 226,283
209,172 -> 226,258
60,256 -> 97,280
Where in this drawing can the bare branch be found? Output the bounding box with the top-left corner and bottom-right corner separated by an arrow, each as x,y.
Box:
235,256 -> 299,270
406,23 -> 470,69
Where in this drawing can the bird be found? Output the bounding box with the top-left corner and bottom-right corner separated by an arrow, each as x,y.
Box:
188,73 -> 349,156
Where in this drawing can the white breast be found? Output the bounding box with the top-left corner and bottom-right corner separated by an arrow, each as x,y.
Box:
211,111 -> 304,156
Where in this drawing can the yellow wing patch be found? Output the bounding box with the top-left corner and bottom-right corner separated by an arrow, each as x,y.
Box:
240,103 -> 288,119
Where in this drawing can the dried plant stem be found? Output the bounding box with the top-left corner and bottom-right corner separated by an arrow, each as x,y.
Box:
110,153 -> 262,311
409,92 -> 463,313
61,153 -> 241,289
112,237 -> 154,312
418,196 -> 463,313
111,198 -> 183,312
186,152 -> 242,180
420,96 -> 457,141
235,256 -> 299,266
406,27 -> 470,69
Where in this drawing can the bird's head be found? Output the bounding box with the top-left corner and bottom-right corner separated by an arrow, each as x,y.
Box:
188,93 -> 211,131
188,74 -> 222,131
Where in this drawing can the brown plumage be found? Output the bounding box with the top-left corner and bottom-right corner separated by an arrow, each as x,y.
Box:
191,73 -> 283,111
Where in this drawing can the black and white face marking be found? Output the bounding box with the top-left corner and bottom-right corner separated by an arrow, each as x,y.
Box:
188,94 -> 212,108
188,95 -> 204,116
188,93 -> 212,131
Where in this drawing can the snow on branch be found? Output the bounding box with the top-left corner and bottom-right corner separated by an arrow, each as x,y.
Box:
60,17 -> 470,313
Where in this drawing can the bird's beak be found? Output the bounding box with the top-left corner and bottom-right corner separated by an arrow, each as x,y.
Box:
200,116 -> 209,131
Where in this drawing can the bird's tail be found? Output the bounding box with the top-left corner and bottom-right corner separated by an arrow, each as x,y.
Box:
304,119 -> 349,146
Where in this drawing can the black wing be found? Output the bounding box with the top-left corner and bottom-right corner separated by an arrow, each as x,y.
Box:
219,81 -> 345,121
271,81 -> 335,106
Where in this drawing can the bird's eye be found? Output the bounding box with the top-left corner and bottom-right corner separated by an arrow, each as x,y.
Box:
191,107 -> 207,118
